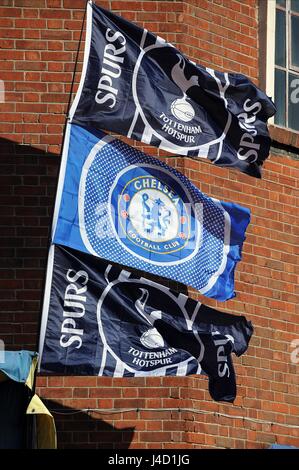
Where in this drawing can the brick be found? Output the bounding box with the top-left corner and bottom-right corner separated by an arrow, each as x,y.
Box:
15,61 -> 47,71
63,377 -> 97,387
89,388 -> 122,398
63,0 -> 86,8
16,40 -> 48,50
0,8 -> 22,17
1,29 -> 23,39
140,432 -> 172,443
14,0 -> 46,6
41,72 -> 72,82
15,19 -> 46,28
145,420 -> 162,431
40,51 -> 72,61
64,20 -> 83,30
73,388 -> 89,398
0,60 -> 13,70
0,39 -> 14,48
0,18 -> 14,27
22,9 -> 39,18
47,19 -> 64,29
48,62 -> 64,72
41,30 -> 72,40
121,388 -> 138,398
40,8 -> 71,19
24,71 -> 41,81
15,82 -> 47,92
114,399 -> 146,408
47,0 -> 62,7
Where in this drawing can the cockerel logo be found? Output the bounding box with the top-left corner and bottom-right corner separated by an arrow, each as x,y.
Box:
170,55 -> 200,123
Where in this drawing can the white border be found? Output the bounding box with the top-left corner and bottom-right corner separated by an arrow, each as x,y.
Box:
37,244 -> 55,370
266,0 -> 276,125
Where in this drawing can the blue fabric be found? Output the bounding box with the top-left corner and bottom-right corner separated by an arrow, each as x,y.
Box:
53,124 -> 250,301
269,444 -> 298,449
0,350 -> 37,384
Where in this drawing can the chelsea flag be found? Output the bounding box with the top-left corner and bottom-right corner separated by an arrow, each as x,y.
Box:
53,124 -> 250,301
70,2 -> 276,178
39,245 -> 253,403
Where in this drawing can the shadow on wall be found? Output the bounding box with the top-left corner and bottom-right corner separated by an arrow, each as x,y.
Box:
0,136 -> 187,351
0,137 -> 60,350
42,399 -> 135,449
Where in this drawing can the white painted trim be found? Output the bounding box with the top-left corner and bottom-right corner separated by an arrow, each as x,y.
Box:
37,244 -> 55,371
51,121 -> 71,239
266,0 -> 276,125
68,1 -> 93,121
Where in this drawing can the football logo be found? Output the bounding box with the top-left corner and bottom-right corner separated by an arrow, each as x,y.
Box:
132,44 -> 229,153
171,98 -> 195,122
78,134 -> 231,294
97,274 -> 203,375
170,55 -> 198,123
109,164 -> 201,265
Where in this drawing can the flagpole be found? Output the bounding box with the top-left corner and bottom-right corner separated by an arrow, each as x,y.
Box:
34,2 -> 89,374
66,2 -> 89,120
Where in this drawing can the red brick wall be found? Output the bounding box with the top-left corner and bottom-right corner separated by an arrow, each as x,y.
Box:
0,0 -> 298,449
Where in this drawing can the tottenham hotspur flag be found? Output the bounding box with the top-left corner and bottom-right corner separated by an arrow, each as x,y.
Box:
39,245 -> 253,403
70,2 -> 276,178
52,124 -> 250,301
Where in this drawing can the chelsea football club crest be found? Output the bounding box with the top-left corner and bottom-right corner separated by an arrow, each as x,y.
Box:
109,164 -> 201,265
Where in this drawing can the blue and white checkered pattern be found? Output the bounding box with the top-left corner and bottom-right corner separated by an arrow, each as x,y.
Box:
53,124 -> 250,301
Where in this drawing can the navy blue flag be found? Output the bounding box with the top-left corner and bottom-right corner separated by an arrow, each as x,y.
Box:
52,123 -> 250,301
39,244 -> 253,403
70,2 -> 276,178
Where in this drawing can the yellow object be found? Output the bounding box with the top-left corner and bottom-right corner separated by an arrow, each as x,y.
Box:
27,394 -> 57,449
25,355 -> 38,391
0,350 -> 57,449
